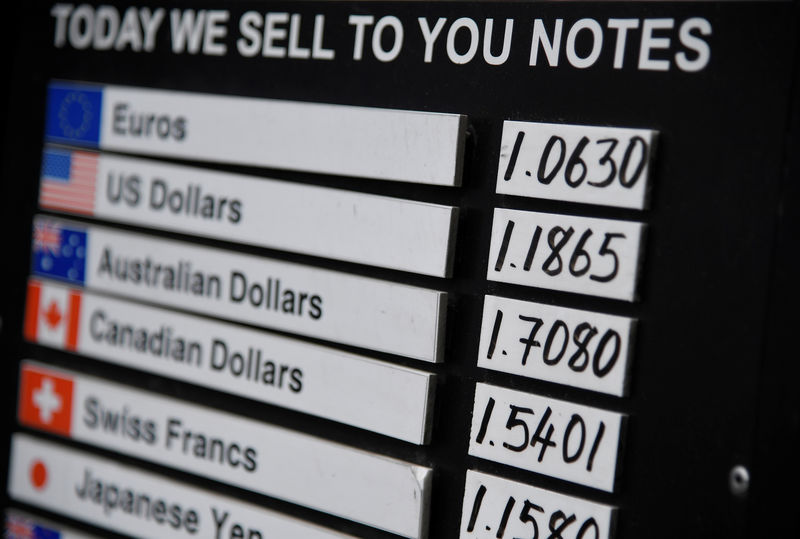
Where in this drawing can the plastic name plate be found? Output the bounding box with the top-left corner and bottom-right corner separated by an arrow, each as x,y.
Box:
30,216 -> 447,362
45,81 -> 466,186
39,147 -> 458,277
24,278 -> 436,444
460,470 -> 616,539
8,434 -> 351,539
16,362 -> 432,538
497,120 -> 657,210
487,209 -> 645,301
478,295 -> 635,396
468,383 -> 624,492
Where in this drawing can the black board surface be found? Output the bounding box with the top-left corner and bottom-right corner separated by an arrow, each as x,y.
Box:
1,2 -> 798,537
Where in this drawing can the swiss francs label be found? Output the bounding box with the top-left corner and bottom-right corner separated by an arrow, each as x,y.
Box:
39,147 -> 458,277
24,278 -> 436,444
460,470 -> 616,539
478,295 -> 635,396
17,362 -> 432,538
487,209 -> 645,301
497,121 -> 656,210
8,434 -> 351,539
468,383 -> 624,492
31,216 -> 446,362
45,81 -> 466,186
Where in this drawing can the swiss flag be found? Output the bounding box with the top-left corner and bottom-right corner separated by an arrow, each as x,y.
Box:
18,364 -> 74,437
24,279 -> 81,352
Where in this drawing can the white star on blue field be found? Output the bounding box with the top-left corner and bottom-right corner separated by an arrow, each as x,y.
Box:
35,228 -> 88,285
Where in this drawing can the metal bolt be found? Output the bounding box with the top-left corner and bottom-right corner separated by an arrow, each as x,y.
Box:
729,465 -> 750,497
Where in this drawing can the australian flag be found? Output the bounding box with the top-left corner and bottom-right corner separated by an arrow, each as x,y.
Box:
44,82 -> 103,148
4,514 -> 61,539
31,219 -> 88,286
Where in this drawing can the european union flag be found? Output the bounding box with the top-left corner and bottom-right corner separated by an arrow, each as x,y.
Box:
44,82 -> 103,147
32,220 -> 88,285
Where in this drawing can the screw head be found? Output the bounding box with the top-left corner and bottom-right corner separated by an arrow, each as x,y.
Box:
729,465 -> 750,497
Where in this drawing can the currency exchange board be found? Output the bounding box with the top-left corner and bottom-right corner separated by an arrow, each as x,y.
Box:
1,2 -> 798,538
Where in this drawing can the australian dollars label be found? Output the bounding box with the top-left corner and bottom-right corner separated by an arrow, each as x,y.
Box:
8,434 -> 352,539
17,362 -> 432,538
24,278 -> 435,444
30,216 -> 446,362
39,147 -> 457,277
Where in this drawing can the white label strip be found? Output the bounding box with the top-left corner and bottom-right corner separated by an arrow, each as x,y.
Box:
16,362 -> 431,538
44,81 -> 465,186
30,216 -> 446,362
8,434 -> 353,539
24,278 -> 435,444
468,383 -> 624,492
5,508 -> 98,539
478,295 -> 635,396
497,121 -> 656,210
487,209 -> 645,301
460,470 -> 616,539
39,147 -> 457,277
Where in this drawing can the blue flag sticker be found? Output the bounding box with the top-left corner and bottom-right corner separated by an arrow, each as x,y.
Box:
44,83 -> 103,147
41,148 -> 73,180
33,524 -> 62,539
32,220 -> 88,285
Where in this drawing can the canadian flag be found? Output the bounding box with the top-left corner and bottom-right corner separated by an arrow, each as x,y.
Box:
18,363 -> 74,437
24,279 -> 82,352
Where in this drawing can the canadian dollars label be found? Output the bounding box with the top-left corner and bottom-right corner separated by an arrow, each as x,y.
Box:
460,470 -> 616,539
487,209 -> 645,301
24,278 -> 435,444
16,362 -> 432,538
469,383 -> 624,492
45,81 -> 466,186
8,434 -> 352,539
497,121 -> 656,210
478,295 -> 635,396
31,216 -> 446,362
39,147 -> 458,277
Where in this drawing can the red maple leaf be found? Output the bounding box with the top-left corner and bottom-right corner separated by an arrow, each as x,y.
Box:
43,301 -> 62,329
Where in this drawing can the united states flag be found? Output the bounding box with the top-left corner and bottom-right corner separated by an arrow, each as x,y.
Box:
39,148 -> 97,215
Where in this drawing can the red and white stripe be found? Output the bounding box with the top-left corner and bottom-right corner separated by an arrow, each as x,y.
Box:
24,279 -> 82,352
39,150 -> 97,215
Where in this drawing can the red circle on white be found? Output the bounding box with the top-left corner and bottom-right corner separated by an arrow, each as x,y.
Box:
30,460 -> 47,490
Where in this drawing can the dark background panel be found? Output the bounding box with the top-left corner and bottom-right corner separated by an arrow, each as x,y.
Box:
2,2 -> 798,538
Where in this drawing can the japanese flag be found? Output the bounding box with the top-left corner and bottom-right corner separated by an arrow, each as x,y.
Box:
24,279 -> 82,352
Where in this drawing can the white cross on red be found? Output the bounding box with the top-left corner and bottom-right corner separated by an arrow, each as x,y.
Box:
32,378 -> 62,423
